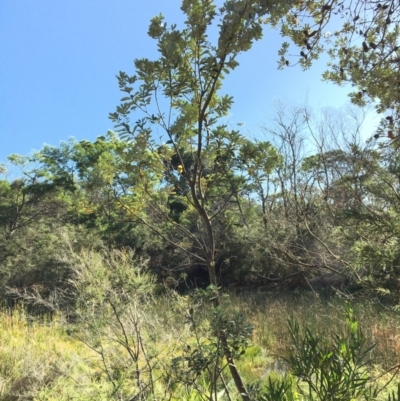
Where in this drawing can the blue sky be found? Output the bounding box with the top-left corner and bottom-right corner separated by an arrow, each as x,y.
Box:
0,0 -> 377,168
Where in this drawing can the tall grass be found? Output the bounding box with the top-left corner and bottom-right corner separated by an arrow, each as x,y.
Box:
0,306 -> 90,400
228,290 -> 400,369
1,286 -> 400,399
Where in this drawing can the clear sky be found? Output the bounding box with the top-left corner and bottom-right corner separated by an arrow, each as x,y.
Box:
0,0 -> 377,167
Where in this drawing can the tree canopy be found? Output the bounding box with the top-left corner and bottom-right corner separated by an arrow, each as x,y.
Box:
275,0 -> 400,138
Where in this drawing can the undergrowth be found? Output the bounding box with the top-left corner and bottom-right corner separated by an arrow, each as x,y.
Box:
1,249 -> 400,400
1,292 -> 399,400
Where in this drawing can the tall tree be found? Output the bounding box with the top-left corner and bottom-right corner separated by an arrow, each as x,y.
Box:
108,1 -> 286,398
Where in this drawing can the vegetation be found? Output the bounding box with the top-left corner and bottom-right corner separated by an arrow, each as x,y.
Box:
1,285 -> 400,400
2,0 -> 400,399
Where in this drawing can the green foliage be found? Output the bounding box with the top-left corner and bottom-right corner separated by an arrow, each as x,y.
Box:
247,302 -> 400,401
6,104 -> 400,303
163,287 -> 255,399
70,247 -> 155,314
275,0 -> 400,136
284,304 -> 378,401
249,375 -> 297,401
108,0 -> 282,296
68,247 -> 159,400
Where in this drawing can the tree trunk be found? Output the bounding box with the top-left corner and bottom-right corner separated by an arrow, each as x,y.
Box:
207,258 -> 250,401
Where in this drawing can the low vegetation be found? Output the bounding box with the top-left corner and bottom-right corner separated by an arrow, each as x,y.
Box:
1,255 -> 400,400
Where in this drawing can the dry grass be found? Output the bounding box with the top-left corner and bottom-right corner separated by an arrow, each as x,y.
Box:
227,291 -> 400,381
0,292 -> 399,400
0,307 -> 74,399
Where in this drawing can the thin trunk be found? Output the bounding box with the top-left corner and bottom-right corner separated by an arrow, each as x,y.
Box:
206,256 -> 249,400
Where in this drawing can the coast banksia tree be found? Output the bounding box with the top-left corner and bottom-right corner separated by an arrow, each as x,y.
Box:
109,1 -> 285,398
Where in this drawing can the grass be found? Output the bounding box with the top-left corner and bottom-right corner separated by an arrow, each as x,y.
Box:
0,292 -> 400,400
228,291 -> 400,367
0,306 -> 84,400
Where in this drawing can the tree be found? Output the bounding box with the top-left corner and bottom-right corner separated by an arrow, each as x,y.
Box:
274,104 -> 400,299
0,158 -> 74,301
108,1 -> 288,398
0,155 -> 68,241
275,0 -> 400,139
